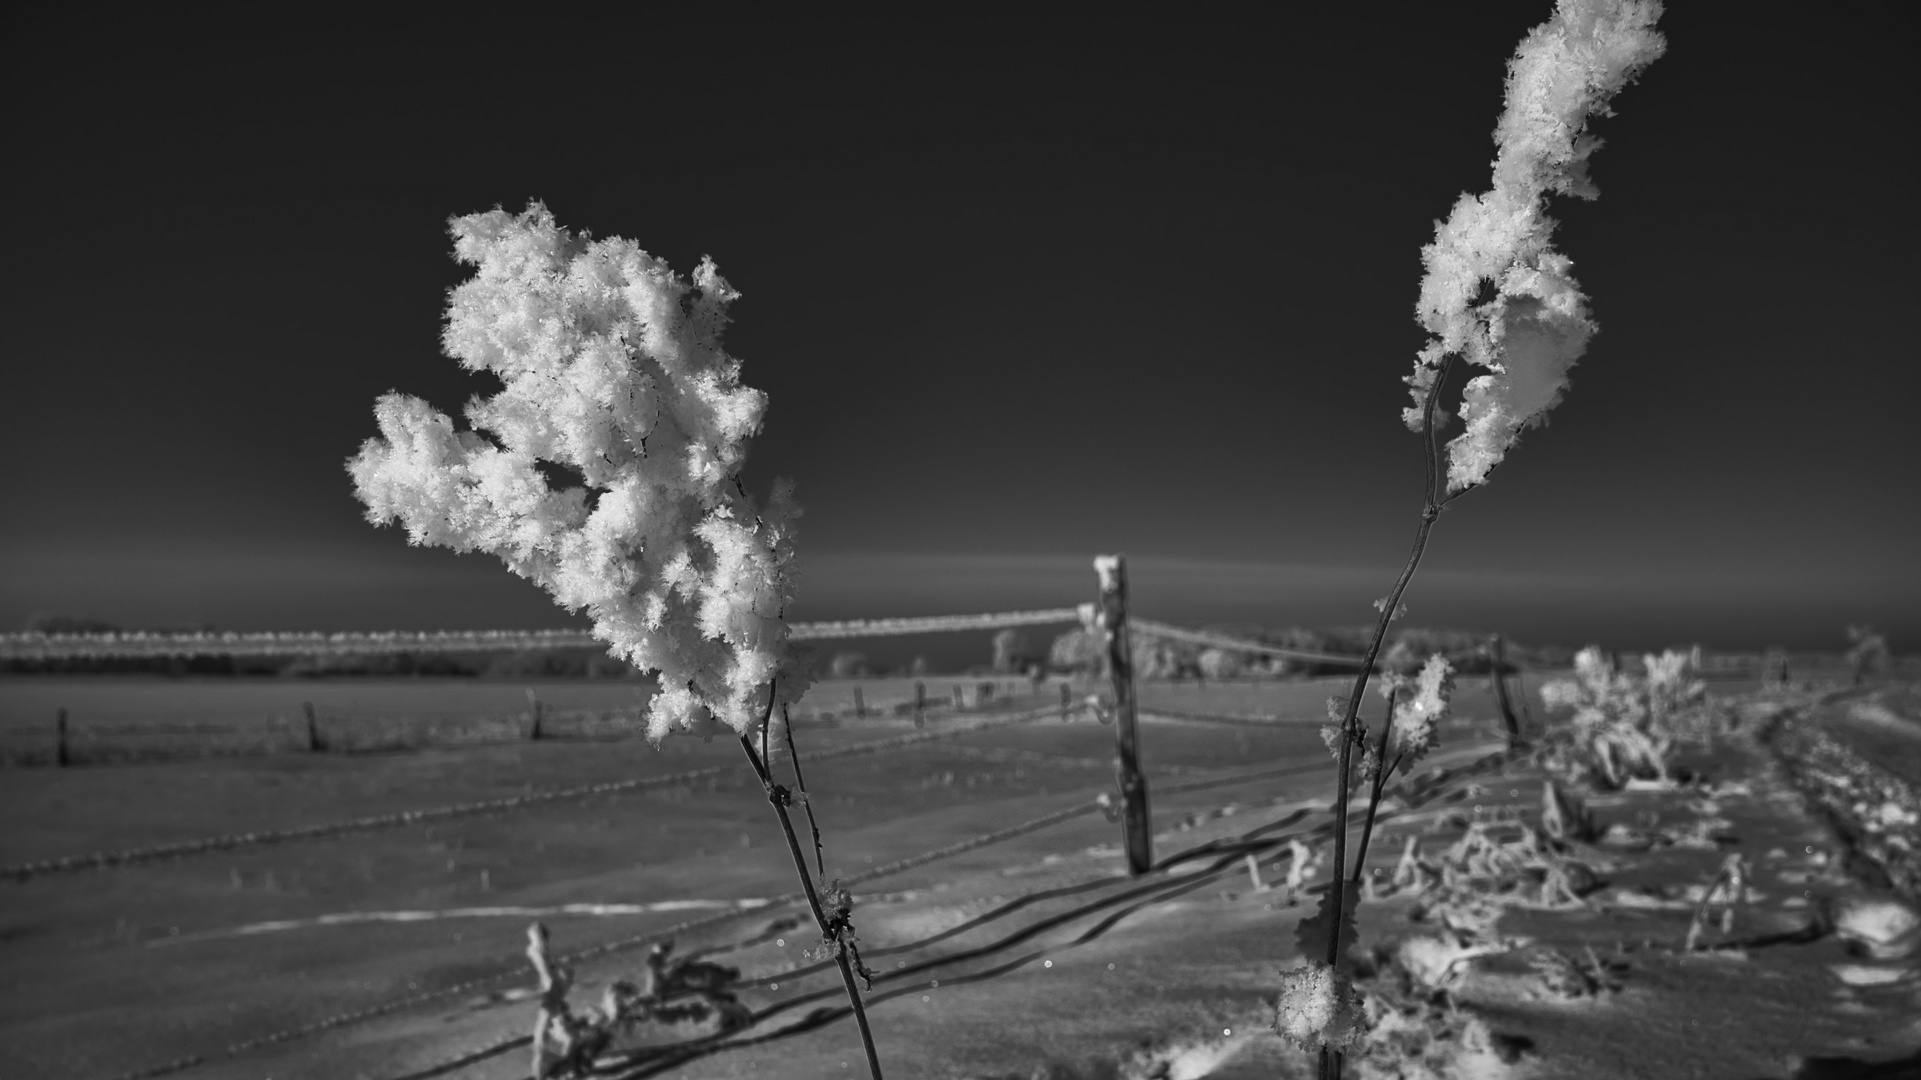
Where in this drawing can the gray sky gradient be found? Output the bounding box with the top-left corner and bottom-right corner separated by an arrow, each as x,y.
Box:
3,4 -> 1915,656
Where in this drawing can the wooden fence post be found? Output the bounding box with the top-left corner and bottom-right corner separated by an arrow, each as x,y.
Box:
1761,648 -> 1790,688
527,689 -> 544,741
1060,682 -> 1071,720
853,686 -> 866,720
55,707 -> 70,767
1095,554 -> 1151,876
304,702 -> 324,753
914,681 -> 925,729
1487,634 -> 1527,748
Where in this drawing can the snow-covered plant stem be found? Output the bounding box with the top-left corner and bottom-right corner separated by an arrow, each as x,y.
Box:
736,693 -> 883,1078
346,204 -> 882,1074
1348,701 -> 1406,892
1317,356 -> 1457,1079
1285,5 -> 1668,1074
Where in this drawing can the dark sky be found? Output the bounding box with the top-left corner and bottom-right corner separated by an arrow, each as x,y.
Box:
3,3 -> 1915,657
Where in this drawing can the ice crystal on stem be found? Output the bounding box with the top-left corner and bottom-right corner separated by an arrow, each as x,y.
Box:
1300,6 -> 1664,1076
1322,695 -> 1356,762
1385,654 -> 1455,775
1275,960 -> 1368,1053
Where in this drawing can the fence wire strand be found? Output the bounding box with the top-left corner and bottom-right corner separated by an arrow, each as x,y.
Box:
2,704 -> 1066,880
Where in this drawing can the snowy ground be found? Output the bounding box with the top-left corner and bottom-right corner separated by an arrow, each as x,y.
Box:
2,676 -> 1916,1079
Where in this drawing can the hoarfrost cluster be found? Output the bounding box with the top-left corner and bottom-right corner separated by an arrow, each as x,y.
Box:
1381,654 -> 1455,775
1541,645 -> 1701,733
348,202 -> 810,743
1274,960 -> 1368,1053
1406,0 -> 1667,491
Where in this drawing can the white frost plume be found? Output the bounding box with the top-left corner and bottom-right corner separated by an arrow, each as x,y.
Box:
348,201 -> 810,743
1405,0 -> 1666,492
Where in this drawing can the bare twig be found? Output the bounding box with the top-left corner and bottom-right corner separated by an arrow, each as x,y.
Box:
738,688 -> 884,1079
1685,853 -> 1749,952
781,705 -> 826,879
1349,690 -> 1401,885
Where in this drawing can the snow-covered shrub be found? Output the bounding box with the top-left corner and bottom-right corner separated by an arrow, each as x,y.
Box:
1847,624 -> 1891,684
1538,645 -> 1708,788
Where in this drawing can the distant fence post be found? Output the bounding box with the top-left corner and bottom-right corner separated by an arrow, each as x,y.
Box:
952,684 -> 964,711
1059,682 -> 1071,720
1095,554 -> 1151,876
55,707 -> 69,767
1761,648 -> 1790,689
526,689 -> 544,741
1487,634 -> 1527,749
852,686 -> 866,720
914,681 -> 926,729
303,702 -> 324,754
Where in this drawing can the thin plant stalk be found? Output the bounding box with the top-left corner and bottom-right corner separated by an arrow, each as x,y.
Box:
1348,692 -> 1405,885
1320,355 -> 1456,1080
738,692 -> 884,1079
782,705 -> 827,878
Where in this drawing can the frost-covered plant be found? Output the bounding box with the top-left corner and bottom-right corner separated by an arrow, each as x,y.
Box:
1047,626 -> 1106,676
1317,658 -> 1453,794
1275,960 -> 1369,1054
1388,933 -> 1509,997
1429,818 -> 1594,912
1281,839 -> 1325,906
1539,778 -> 1598,843
1347,949 -> 1531,1080
1403,0 -> 1667,494
1352,996 -> 1522,1080
1683,853 -> 1751,952
1642,646 -> 1707,729
1290,4 -> 1665,1074
1539,647 -> 1635,724
350,204 -> 881,1078
347,202 -> 809,745
1846,624 -> 1891,685
1323,655 -> 1458,908
1538,645 -> 1705,788
1368,809 -> 1599,954
1539,648 -> 1648,785
524,925 -> 753,1080
1381,655 -> 1455,779
1523,944 -> 1624,999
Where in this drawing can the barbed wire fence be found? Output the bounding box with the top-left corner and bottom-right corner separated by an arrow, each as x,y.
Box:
0,602 -> 1834,768
0,613 -> 1086,767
